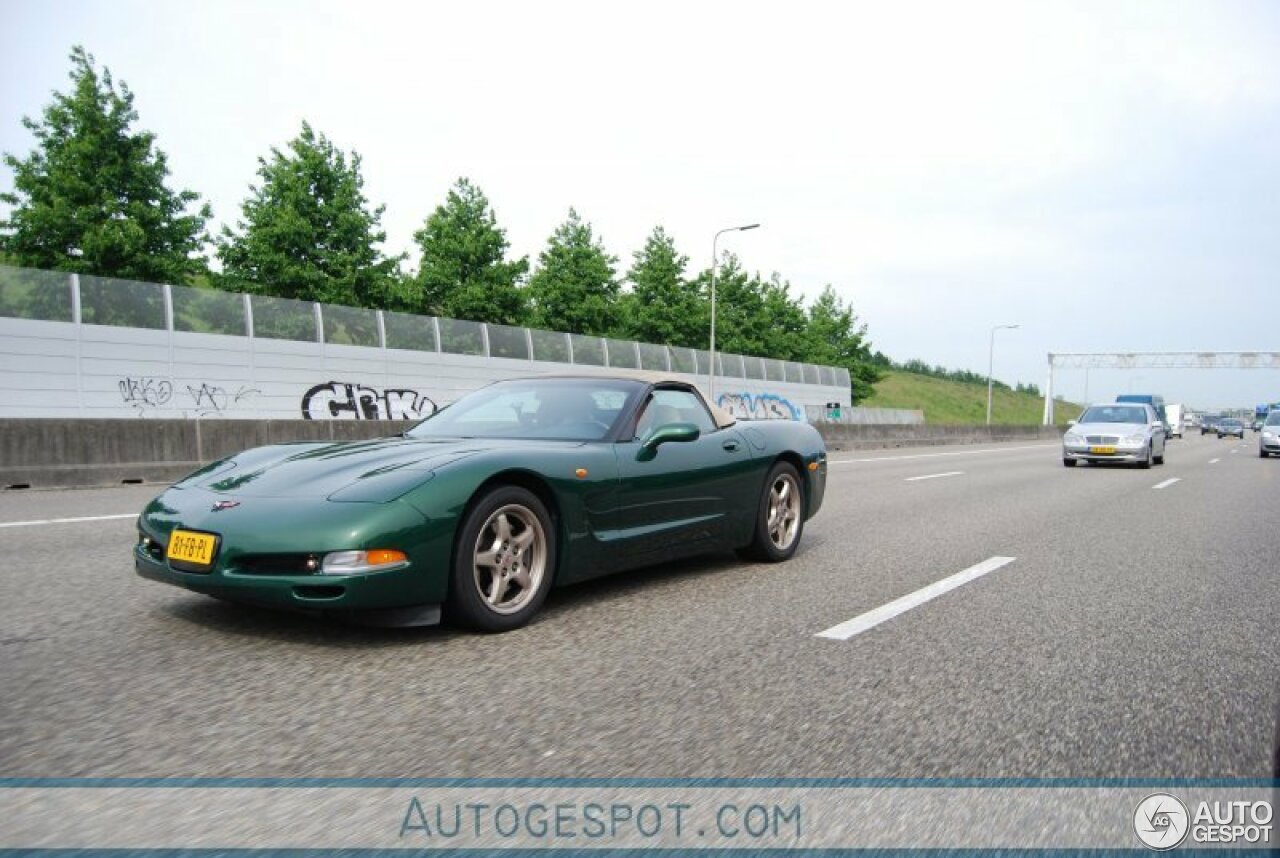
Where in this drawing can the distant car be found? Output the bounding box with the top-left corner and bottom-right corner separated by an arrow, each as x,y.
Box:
1217,418 -> 1245,439
1252,420 -> 1263,433
1260,411 -> 1280,458
1062,403 -> 1166,468
1201,415 -> 1222,435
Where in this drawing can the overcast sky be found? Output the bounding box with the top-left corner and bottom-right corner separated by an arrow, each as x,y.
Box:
4,0 -> 1279,410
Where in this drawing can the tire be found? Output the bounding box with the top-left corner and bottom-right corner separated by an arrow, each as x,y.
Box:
1139,443 -> 1153,469
1154,447 -> 1164,465
1262,450 -> 1269,459
740,462 -> 805,562
1063,458 -> 1077,467
446,485 -> 555,633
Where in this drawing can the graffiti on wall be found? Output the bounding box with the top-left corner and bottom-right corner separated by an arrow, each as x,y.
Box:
301,381 -> 438,421
186,383 -> 260,417
119,377 -> 261,415
118,377 -> 172,412
717,391 -> 802,421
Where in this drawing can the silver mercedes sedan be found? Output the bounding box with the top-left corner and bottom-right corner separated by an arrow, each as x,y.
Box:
1062,403 -> 1167,468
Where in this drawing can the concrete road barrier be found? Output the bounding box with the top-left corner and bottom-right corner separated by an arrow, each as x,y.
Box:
0,418 -> 1067,490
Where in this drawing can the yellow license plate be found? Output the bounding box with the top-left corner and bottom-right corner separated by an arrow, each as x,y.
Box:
1089,446 -> 1116,454
167,529 -> 218,567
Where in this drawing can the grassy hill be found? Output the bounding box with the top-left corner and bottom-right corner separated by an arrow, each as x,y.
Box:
860,370 -> 1083,425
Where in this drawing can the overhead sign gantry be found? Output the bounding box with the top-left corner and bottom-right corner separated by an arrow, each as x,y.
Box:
1042,351 -> 1280,424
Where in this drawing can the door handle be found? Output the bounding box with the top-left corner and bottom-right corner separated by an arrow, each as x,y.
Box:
722,440 -> 740,452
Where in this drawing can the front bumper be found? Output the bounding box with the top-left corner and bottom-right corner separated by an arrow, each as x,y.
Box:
133,546 -> 441,625
133,486 -> 453,625
1062,444 -> 1149,464
1261,435 -> 1280,454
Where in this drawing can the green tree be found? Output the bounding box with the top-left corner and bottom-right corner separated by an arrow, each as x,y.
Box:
804,284 -> 882,402
618,225 -> 705,347
409,178 -> 528,323
691,253 -> 771,358
527,208 -> 619,335
0,46 -> 210,284
217,121 -> 402,308
759,273 -> 810,361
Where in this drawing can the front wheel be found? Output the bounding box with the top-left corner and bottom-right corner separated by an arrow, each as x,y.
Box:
740,462 -> 805,562
446,485 -> 555,633
1138,444 -> 1153,469
1063,458 -> 1077,467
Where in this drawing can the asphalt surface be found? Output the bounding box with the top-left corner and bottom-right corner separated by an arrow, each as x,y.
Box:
1,432 -> 1277,779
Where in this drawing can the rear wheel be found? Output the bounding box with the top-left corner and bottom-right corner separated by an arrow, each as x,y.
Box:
740,462 -> 804,562
446,485 -> 555,633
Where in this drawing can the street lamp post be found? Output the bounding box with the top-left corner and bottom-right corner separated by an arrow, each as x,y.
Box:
986,323 -> 1020,425
709,223 -> 760,403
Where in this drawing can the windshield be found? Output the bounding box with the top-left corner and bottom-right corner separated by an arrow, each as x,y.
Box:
1268,412 -> 1280,426
405,377 -> 645,441
1078,405 -> 1148,424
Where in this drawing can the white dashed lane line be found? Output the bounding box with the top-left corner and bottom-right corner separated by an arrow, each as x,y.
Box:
828,444 -> 1055,466
905,471 -> 964,482
1152,478 -> 1181,490
816,556 -> 1017,641
0,513 -> 137,529
1210,458 -> 1221,464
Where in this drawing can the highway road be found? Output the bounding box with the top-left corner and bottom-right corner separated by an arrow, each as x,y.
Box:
1,432 -> 1277,779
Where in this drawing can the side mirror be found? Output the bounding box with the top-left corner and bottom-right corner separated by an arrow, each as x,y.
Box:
1067,419 -> 1077,428
636,422 -> 700,461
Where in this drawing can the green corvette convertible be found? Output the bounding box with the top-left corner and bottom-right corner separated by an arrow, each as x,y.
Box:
135,374 -> 827,632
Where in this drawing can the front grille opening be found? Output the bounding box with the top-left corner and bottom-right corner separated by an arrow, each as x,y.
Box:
293,585 -> 345,600
234,554 -> 318,575
5,483 -> 30,490
121,478 -> 144,485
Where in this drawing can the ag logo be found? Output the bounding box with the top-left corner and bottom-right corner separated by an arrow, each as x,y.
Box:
1134,793 -> 1190,850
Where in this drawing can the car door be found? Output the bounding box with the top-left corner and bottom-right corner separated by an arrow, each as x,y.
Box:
607,387 -> 758,568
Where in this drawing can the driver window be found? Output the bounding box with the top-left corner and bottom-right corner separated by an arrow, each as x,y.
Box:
634,389 -> 716,439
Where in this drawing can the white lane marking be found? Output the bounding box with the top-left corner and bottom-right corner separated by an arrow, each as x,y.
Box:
0,513 -> 137,529
1230,449 -> 1238,455
1152,478 -> 1181,490
1209,458 -> 1221,464
905,471 -> 964,482
816,556 -> 1017,641
829,444 -> 1055,465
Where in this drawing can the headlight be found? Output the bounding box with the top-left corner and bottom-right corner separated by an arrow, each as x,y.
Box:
1063,433 -> 1084,444
319,549 -> 409,574
1121,433 -> 1148,445
1264,430 -> 1277,439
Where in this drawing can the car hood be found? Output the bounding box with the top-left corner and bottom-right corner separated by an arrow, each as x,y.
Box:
1068,421 -> 1151,437
177,436 -> 584,500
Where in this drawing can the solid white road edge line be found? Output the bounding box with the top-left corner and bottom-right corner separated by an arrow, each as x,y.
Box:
1152,478 -> 1181,490
829,444 -> 1055,465
905,471 -> 965,482
0,513 -> 137,529
816,556 -> 1017,641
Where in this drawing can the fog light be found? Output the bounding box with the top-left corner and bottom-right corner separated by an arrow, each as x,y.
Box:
320,549 -> 408,575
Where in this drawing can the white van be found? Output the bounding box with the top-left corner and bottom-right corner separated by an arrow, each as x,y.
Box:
1165,403 -> 1184,438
